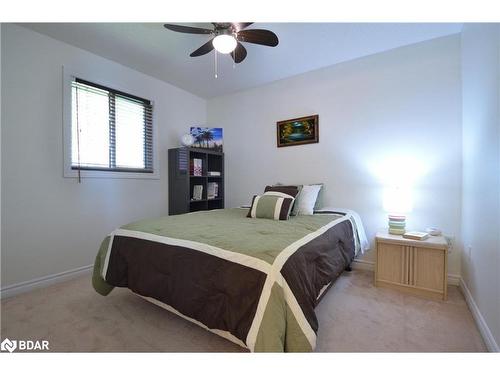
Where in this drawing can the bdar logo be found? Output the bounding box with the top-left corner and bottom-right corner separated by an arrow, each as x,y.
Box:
1,338 -> 17,353
0,338 -> 49,352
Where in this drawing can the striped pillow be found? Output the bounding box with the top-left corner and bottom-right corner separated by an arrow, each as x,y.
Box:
247,192 -> 295,220
264,185 -> 300,198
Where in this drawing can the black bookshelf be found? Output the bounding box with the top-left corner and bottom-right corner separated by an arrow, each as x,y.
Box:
168,147 -> 225,215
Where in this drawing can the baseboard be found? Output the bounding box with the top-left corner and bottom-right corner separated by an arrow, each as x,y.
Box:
351,259 -> 375,271
352,260 -> 461,286
0,264 -> 93,299
447,273 -> 461,286
459,278 -> 499,352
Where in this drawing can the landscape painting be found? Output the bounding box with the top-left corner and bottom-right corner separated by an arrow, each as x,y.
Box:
190,127 -> 223,152
277,115 -> 319,147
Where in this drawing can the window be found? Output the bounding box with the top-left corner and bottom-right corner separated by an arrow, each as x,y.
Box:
71,78 -> 153,174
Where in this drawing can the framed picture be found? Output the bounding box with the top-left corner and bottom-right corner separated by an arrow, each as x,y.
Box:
276,115 -> 319,147
190,127 -> 223,152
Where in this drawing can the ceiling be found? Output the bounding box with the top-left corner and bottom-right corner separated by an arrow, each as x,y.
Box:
21,23 -> 462,99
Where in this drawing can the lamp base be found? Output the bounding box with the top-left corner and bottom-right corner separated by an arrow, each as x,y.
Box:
388,228 -> 406,235
388,214 -> 406,235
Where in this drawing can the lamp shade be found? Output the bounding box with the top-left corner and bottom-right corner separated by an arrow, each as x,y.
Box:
383,186 -> 413,214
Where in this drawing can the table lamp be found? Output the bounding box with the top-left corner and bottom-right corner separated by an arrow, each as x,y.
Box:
383,185 -> 412,235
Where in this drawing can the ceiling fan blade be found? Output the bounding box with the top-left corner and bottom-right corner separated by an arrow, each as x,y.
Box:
232,22 -> 253,31
163,24 -> 213,35
236,29 -> 279,47
190,39 -> 215,57
230,42 -> 247,64
212,22 -> 231,28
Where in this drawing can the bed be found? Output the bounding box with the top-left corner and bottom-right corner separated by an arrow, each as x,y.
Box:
92,207 -> 368,352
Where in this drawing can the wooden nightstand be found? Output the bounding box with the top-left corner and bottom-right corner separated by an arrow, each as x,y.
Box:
375,232 -> 448,300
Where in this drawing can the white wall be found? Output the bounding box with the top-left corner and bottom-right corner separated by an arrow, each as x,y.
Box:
461,23 -> 500,350
1,24 -> 207,286
208,35 -> 463,274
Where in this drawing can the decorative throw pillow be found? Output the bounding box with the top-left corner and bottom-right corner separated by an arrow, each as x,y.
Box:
312,183 -> 324,211
264,185 -> 300,198
294,184 -> 322,215
247,192 -> 295,220
267,183 -> 325,214
264,185 -> 301,215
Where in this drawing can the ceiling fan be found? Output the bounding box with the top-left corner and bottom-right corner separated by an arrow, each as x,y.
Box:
163,23 -> 279,64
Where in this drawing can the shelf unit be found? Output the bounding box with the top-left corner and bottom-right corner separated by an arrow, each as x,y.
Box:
168,147 -> 224,215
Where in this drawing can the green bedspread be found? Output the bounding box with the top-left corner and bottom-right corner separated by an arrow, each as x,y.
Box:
121,208 -> 339,264
93,208 -> 358,352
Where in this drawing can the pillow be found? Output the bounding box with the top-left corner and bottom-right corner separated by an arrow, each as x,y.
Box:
264,185 -> 301,215
312,183 -> 324,210
264,185 -> 300,198
267,183 -> 323,214
247,192 -> 295,220
294,184 -> 322,215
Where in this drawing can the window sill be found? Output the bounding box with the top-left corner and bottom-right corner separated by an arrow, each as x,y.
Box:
63,169 -> 160,180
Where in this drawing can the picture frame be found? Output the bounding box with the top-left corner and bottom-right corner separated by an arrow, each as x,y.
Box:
190,127 -> 223,152
276,115 -> 319,147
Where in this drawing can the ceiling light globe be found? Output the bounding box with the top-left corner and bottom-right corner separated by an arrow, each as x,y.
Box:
212,35 -> 237,54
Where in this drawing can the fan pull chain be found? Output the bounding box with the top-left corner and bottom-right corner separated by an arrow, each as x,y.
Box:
234,33 -> 238,68
233,33 -> 238,69
214,50 -> 218,79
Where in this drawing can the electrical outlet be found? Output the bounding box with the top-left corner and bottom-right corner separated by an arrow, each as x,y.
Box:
444,235 -> 454,252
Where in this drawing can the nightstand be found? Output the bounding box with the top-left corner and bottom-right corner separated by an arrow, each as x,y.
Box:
375,232 -> 448,300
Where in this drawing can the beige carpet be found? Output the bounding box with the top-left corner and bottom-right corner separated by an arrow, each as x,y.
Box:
0,270 -> 486,352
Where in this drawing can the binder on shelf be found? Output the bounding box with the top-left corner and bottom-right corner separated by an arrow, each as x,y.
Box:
192,185 -> 203,200
207,182 -> 218,200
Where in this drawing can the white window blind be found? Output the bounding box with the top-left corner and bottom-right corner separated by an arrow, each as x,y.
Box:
71,78 -> 153,173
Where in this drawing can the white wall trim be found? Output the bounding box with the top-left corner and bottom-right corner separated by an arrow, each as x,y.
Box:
447,273 -> 461,286
351,259 -> 375,271
0,264 -> 93,300
352,259 -> 461,286
459,278 -> 499,352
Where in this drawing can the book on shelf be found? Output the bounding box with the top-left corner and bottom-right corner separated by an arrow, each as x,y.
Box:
207,182 -> 219,199
192,185 -> 203,200
207,171 -> 221,176
191,158 -> 203,176
403,231 -> 429,241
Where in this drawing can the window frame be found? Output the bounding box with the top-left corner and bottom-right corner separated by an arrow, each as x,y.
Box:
63,66 -> 159,180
